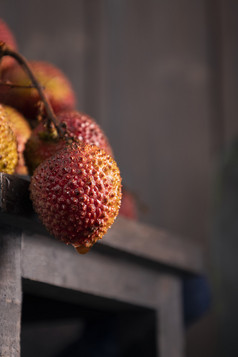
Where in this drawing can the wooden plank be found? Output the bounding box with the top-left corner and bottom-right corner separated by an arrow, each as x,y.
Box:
21,231 -> 185,356
21,230 -> 185,356
103,217 -> 204,274
0,173 -> 203,274
21,231 -> 161,310
0,225 -> 22,357
0,173 -> 32,215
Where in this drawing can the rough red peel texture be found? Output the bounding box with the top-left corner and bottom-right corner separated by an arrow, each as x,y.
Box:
30,143 -> 122,253
24,110 -> 113,174
56,111 -> 113,157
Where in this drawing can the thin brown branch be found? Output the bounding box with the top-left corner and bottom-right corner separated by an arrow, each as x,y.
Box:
0,42 -> 65,138
0,80 -> 45,90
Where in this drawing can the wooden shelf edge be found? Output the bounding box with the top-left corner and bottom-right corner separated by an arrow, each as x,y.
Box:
0,173 -> 204,275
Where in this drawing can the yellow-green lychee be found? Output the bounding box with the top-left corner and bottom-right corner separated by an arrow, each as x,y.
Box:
2,105 -> 31,175
0,104 -> 18,173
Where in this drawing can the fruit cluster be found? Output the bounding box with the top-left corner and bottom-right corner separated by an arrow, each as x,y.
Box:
0,19 -> 122,253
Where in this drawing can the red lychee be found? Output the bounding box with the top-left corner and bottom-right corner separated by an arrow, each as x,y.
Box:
57,111 -> 113,157
119,188 -> 138,220
2,105 -> 31,175
0,19 -> 18,71
24,110 -> 113,175
30,143 -> 122,253
24,124 -> 65,175
0,60 -> 76,120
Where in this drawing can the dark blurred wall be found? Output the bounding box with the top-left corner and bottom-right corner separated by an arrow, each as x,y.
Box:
211,1 -> 238,356
0,0 -> 213,247
2,0 -> 238,356
1,0 -> 213,243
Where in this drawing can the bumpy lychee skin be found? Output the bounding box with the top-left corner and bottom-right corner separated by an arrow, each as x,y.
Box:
57,111 -> 113,156
0,19 -> 18,71
3,105 -> 31,174
24,111 -> 113,175
0,104 -> 18,174
0,61 -> 76,119
30,143 -> 122,253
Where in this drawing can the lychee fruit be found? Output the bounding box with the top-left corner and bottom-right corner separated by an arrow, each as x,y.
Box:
0,104 -> 18,173
24,110 -> 113,175
24,123 -> 65,175
2,105 -> 31,175
119,188 -> 138,220
30,142 -> 122,253
0,60 -> 76,120
0,19 -> 18,71
57,111 -> 113,156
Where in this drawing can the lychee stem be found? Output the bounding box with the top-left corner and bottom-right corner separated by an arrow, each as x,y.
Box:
0,42 -> 65,138
0,80 -> 44,89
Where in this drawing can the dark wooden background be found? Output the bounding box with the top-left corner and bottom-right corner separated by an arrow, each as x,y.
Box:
1,0 -> 238,356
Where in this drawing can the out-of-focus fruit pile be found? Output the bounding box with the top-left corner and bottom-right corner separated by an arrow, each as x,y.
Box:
119,188 -> 138,220
0,19 -> 123,253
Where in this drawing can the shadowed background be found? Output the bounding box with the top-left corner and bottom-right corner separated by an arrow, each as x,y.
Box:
1,0 -> 238,356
